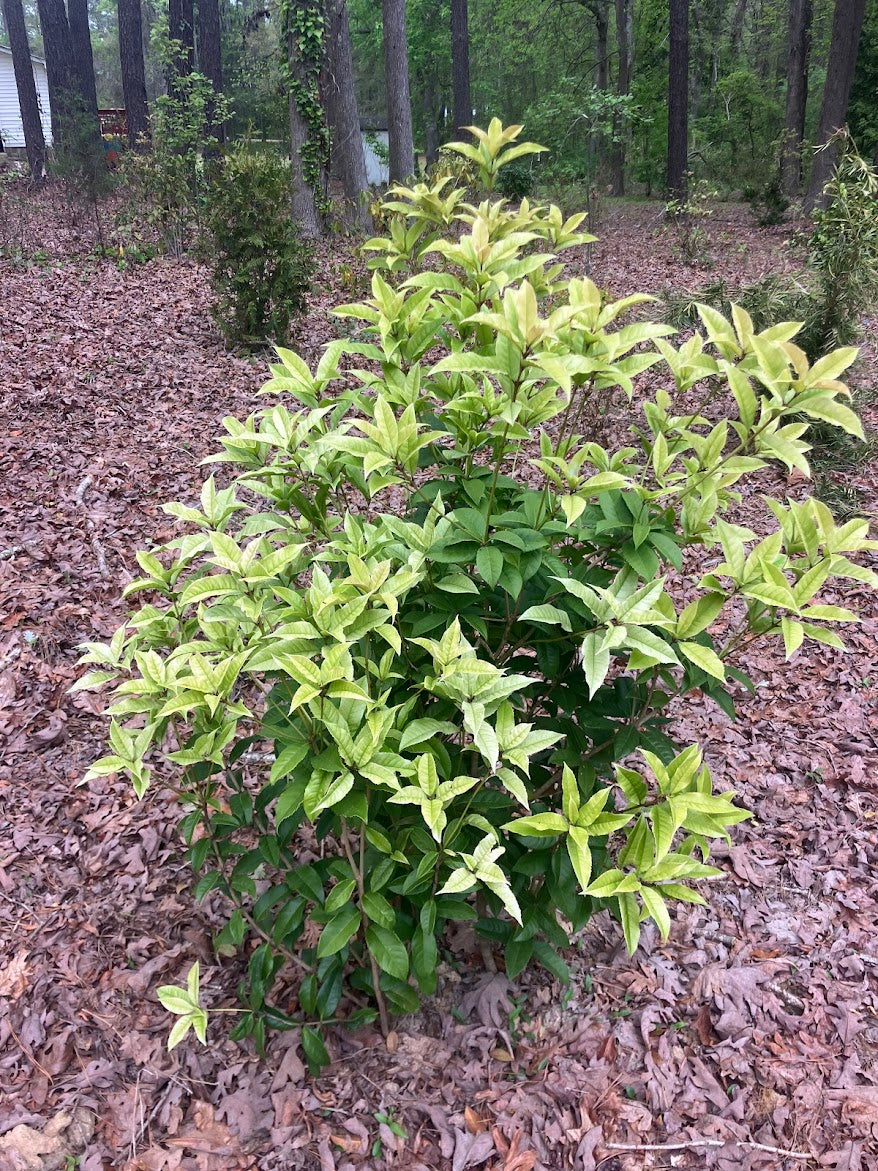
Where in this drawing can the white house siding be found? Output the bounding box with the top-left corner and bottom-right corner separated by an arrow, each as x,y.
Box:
0,47 -> 53,149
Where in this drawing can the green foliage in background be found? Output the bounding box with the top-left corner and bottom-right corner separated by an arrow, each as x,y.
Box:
78,123 -> 877,1065
203,146 -> 316,348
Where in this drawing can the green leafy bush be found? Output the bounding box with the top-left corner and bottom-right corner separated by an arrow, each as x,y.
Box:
203,147 -> 316,348
121,69 -> 226,257
79,121 -> 877,1062
749,174 -> 790,227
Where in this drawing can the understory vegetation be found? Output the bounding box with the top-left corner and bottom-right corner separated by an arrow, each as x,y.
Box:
76,124 -> 878,1065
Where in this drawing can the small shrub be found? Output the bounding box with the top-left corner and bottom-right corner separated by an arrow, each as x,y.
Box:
79,121 -> 877,1063
121,69 -> 227,257
665,176 -> 718,266
203,147 -> 315,348
803,141 -> 878,357
750,174 -> 790,227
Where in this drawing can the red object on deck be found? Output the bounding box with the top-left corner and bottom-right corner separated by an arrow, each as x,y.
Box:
98,109 -> 128,138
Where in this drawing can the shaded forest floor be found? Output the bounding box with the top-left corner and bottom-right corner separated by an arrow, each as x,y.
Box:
1,188 -> 877,1171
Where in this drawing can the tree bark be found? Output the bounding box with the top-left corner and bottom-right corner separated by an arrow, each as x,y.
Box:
609,0 -> 632,195
168,0 -> 195,89
667,0 -> 689,199
35,0 -> 76,143
450,0 -> 470,133
781,0 -> 812,194
805,0 -> 867,209
382,0 -> 414,180
197,0 -> 225,143
422,70 -> 439,166
323,0 -> 370,229
67,0 -> 99,118
590,0 -> 610,91
729,0 -> 749,59
2,0 -> 47,180
287,23 -> 322,239
117,0 -> 149,149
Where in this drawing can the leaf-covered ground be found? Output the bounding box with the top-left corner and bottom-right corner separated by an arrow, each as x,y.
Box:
1,189 -> 876,1171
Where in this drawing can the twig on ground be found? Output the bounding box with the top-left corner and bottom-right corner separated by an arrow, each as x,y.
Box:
0,545 -> 25,560
599,1137 -> 814,1161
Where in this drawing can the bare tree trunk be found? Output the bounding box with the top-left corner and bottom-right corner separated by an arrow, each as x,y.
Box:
168,0 -> 195,90
667,0 -> 689,199
2,0 -> 47,181
382,0 -> 414,180
35,0 -> 76,143
323,0 -> 369,230
805,0 -> 867,210
117,0 -> 149,149
609,0 -> 632,195
591,0 -> 610,91
197,0 -> 225,143
67,0 -> 99,118
729,0 -> 749,58
450,0 -> 471,133
781,0 -> 812,194
423,72 -> 439,166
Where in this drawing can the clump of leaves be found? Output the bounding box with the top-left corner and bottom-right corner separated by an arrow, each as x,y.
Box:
78,121 -> 877,1066
203,146 -> 315,348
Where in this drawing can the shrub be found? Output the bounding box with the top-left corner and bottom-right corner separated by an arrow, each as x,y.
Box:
78,121 -> 877,1063
121,69 -> 226,257
749,174 -> 790,227
203,147 -> 316,348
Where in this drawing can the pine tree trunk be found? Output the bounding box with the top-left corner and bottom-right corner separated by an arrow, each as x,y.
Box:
323,0 -> 370,230
609,0 -> 632,195
593,1 -> 609,92
197,0 -> 225,143
168,0 -> 195,90
423,72 -> 439,166
450,0 -> 471,133
805,0 -> 867,210
781,0 -> 812,194
1,0 -> 47,181
35,0 -> 76,143
667,0 -> 689,200
67,0 -> 99,118
382,0 -> 414,180
117,0 -> 149,149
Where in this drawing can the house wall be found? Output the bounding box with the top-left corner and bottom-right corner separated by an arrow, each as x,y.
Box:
0,50 -> 53,150
363,130 -> 389,186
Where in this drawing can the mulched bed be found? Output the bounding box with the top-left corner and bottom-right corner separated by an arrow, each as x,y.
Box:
0,184 -> 876,1171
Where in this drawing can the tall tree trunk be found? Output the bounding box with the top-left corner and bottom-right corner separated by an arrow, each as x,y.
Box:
609,0 -> 632,195
35,0 -> 76,143
667,0 -> 689,199
729,0 -> 749,59
287,23 -> 321,238
450,0 -> 470,133
805,0 -> 867,209
168,0 -> 195,89
322,0 -> 369,230
591,0 -> 609,91
781,0 -> 812,194
2,0 -> 48,180
382,0 -> 414,180
422,71 -> 439,166
117,0 -> 149,149
67,0 -> 99,118
197,0 -> 225,143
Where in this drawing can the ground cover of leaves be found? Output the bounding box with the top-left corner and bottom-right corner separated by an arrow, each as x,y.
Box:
0,188 -> 876,1171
